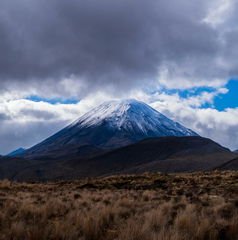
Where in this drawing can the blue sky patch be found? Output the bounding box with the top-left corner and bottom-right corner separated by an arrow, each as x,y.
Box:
161,87 -> 215,99
213,79 -> 238,111
26,96 -> 79,104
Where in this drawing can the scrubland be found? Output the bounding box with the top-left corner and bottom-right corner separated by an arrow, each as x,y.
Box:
0,171 -> 238,240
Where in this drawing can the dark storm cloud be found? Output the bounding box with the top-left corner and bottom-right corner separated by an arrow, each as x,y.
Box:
223,30 -> 238,77
0,113 -> 11,121
0,0 -> 226,95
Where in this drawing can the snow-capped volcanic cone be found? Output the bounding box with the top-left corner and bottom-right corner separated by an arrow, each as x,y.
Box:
22,99 -> 198,158
72,99 -> 198,140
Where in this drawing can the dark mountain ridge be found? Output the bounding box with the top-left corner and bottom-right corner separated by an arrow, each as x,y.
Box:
0,136 -> 236,181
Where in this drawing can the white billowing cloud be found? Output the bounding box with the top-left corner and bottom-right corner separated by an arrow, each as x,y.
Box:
0,100 -> 80,123
0,100 -> 79,155
166,107 -> 238,151
157,61 -> 229,90
203,0 -> 233,27
130,87 -> 228,108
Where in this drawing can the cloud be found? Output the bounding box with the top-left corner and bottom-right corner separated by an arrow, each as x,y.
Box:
203,0 -> 233,26
0,0 -> 237,98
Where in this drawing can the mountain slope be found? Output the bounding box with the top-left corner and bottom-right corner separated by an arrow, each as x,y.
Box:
219,158 -> 238,170
66,136 -> 235,177
216,154 -> 238,171
22,99 -> 198,158
6,148 -> 26,157
3,136 -> 236,181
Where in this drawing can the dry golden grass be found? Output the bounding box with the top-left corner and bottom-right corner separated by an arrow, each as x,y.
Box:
0,171 -> 238,240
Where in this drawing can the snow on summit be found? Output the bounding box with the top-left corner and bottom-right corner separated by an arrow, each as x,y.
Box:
72,99 -> 198,137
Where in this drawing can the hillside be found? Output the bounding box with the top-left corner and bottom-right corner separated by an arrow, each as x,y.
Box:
216,157 -> 238,170
0,136 -> 236,181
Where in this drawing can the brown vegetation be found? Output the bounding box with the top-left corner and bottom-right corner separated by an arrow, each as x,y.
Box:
0,171 -> 238,240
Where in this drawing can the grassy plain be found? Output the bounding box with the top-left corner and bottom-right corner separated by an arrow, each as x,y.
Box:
0,171 -> 238,240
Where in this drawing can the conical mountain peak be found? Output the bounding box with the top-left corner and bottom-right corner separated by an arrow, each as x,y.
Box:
22,99 -> 198,157
72,99 -> 197,137
72,99 -> 154,129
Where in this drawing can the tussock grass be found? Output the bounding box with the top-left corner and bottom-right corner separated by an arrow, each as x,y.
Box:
0,171 -> 238,240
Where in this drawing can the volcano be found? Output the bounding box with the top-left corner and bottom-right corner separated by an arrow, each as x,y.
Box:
22,99 -> 198,158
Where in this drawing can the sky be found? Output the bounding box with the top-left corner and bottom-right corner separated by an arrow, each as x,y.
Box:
0,0 -> 238,154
